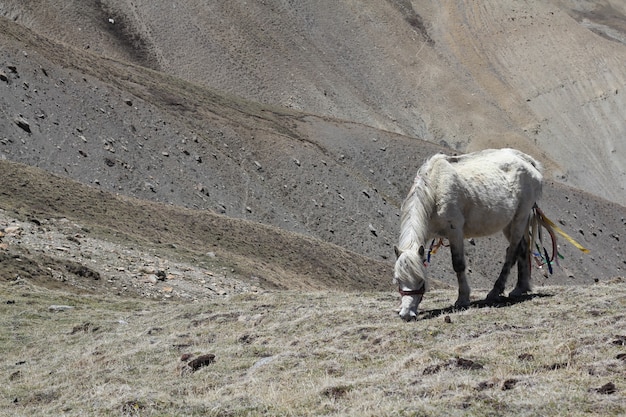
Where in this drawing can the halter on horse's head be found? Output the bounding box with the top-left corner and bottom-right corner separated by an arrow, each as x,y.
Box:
394,245 -> 428,320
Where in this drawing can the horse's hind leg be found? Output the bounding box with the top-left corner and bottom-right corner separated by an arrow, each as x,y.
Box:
510,237 -> 531,297
486,242 -> 518,301
487,212 -> 531,301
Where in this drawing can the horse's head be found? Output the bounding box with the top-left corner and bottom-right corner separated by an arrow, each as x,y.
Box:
394,245 -> 428,321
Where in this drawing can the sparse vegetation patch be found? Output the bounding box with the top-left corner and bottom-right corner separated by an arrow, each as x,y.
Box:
2,280 -> 625,416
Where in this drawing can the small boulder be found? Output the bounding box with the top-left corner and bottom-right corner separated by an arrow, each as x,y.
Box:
186,354 -> 216,372
591,382 -> 616,395
14,116 -> 31,133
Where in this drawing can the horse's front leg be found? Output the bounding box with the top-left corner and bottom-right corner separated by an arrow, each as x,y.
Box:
449,238 -> 470,308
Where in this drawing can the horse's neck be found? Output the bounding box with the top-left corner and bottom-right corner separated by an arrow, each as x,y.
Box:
398,177 -> 433,250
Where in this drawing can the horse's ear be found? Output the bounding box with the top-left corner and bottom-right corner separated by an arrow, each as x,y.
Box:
418,245 -> 425,257
394,246 -> 402,258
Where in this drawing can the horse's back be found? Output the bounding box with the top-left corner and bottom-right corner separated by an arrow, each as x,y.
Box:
441,148 -> 542,190
426,148 -> 543,237
443,148 -> 541,175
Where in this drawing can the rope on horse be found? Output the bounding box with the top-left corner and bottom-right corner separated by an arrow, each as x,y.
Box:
530,204 -> 590,274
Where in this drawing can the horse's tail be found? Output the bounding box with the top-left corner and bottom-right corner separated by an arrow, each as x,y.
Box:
529,204 -> 590,274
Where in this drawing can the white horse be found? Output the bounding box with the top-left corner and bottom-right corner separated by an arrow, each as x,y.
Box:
394,148 -> 543,320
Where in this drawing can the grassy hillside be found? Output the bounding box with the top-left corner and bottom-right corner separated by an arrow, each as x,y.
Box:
2,279 -> 625,416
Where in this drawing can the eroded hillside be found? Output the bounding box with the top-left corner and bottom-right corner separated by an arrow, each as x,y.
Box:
2,0 -> 624,204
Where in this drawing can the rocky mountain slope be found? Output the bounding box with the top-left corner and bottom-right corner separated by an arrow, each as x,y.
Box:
2,0 -> 624,205
0,1 -> 625,296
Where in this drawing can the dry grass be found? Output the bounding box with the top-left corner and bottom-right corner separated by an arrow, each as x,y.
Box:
2,279 -> 625,416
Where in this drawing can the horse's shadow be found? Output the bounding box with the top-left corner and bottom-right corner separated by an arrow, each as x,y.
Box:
418,292 -> 553,320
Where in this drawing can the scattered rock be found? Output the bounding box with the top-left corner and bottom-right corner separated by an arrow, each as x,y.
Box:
147,327 -> 163,335
518,353 -> 534,361
13,116 -> 31,133
321,385 -> 351,400
0,71 -> 8,83
3,225 -> 21,235
66,263 -> 100,280
616,353 -> 626,361
423,357 -> 483,374
180,353 -> 193,362
238,333 -> 256,344
476,380 -> 495,391
144,274 -> 158,284
455,357 -> 483,370
186,354 -> 216,372
423,364 -> 442,375
139,266 -> 157,274
70,322 -> 93,334
49,305 -> 74,312
250,356 -> 274,372
544,362 -> 568,371
591,382 -> 616,395
611,335 -> 626,346
124,99 -> 133,106
501,378 -> 519,390
444,315 -> 452,324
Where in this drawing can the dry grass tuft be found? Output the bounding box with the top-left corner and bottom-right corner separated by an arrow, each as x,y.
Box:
2,279 -> 626,416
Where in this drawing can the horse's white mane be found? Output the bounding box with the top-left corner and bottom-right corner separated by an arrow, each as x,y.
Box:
397,154 -> 442,251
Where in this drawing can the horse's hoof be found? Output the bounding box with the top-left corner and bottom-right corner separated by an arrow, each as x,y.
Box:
486,290 -> 503,302
454,300 -> 470,310
509,288 -> 531,298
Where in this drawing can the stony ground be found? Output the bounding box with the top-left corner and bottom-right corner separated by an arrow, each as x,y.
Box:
2,0 -> 625,205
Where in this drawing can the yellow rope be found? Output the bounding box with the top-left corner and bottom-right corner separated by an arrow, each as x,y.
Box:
538,211 -> 590,254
